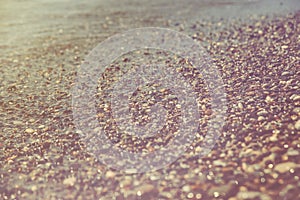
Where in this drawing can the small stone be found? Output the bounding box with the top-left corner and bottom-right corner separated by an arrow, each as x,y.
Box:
290,94 -> 300,101
25,128 -> 35,134
175,104 -> 181,109
120,177 -> 132,188
265,96 -> 273,103
31,185 -> 38,192
274,162 -> 299,173
182,185 -> 191,192
208,184 -> 232,197
125,168 -> 137,174
105,170 -> 115,178
63,177 -> 76,186
295,120 -> 300,130
13,120 -> 23,125
160,192 -> 172,199
257,110 -> 268,116
279,184 -> 295,197
213,160 -> 226,167
291,115 -> 297,120
237,191 -> 271,200
245,135 -> 252,142
238,102 -> 243,109
195,193 -> 202,199
187,192 -> 194,199
287,149 -> 299,156
293,107 -> 300,115
269,134 -> 278,142
38,125 -> 45,129
136,184 -> 155,194
242,163 -> 259,173
258,116 -> 264,121
239,186 -> 248,192
281,71 -> 290,76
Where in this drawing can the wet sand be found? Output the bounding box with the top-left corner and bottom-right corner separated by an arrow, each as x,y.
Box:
1,0 -> 300,199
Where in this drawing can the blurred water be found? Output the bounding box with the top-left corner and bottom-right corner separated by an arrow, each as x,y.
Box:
0,0 -> 299,54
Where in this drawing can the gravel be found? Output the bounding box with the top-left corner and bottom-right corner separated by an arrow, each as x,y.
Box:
1,1 -> 300,200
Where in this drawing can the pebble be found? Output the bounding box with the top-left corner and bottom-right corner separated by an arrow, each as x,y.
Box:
38,125 -> 45,129
265,96 -> 273,103
182,185 -> 191,192
293,107 -> 300,115
269,134 -> 278,142
31,185 -> 38,192
274,162 -> 299,173
290,94 -> 300,101
213,160 -> 227,167
257,110 -> 268,116
279,184 -> 294,197
105,170 -> 115,178
63,177 -> 76,186
295,120 -> 300,130
238,102 -> 243,109
287,149 -> 299,156
236,191 -> 271,200
258,116 -> 265,121
13,120 -> 23,125
208,184 -> 232,197
135,184 -> 155,194
242,163 -> 260,173
125,168 -> 138,174
120,177 -> 132,188
187,192 -> 194,199
160,192 -> 172,199
25,128 -> 35,134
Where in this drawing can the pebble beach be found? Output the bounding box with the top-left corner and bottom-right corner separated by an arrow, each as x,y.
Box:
1,0 -> 300,199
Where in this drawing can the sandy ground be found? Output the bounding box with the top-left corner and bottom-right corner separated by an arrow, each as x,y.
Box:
1,0 -> 300,199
